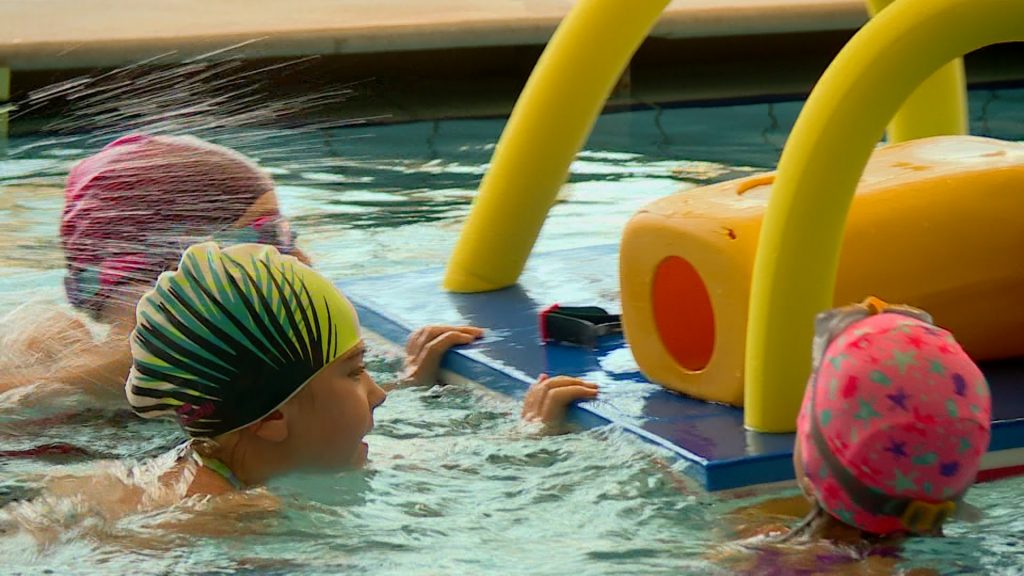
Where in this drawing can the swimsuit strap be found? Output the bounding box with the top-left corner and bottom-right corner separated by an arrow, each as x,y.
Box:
182,442 -> 246,490
774,503 -> 826,543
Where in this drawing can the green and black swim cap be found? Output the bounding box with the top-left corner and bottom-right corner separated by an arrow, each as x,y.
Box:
125,242 -> 361,438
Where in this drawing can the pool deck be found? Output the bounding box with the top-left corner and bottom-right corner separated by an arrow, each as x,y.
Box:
0,0 -> 866,70
341,244 -> 1024,492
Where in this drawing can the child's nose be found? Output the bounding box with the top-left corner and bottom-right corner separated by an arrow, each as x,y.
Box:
369,381 -> 387,409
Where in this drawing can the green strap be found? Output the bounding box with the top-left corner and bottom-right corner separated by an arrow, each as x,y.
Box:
187,444 -> 246,490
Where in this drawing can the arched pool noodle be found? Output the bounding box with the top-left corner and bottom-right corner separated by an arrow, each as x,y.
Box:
443,0 -> 670,292
744,0 -> 1024,432
443,0 -> 970,294
867,0 -> 968,142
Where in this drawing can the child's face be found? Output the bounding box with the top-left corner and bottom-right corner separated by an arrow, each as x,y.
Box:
282,342 -> 387,470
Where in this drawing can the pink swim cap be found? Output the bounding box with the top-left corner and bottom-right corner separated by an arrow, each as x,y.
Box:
797,312 -> 991,535
61,134 -> 294,317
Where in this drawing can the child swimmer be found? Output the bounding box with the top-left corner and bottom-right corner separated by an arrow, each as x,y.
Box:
787,297 -> 990,541
2,134 -> 307,399
1,241 -> 597,537
723,298 -> 992,574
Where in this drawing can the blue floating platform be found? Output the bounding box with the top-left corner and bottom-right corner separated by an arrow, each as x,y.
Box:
340,244 -> 1024,491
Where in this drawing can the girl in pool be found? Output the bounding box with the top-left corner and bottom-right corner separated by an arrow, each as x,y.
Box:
725,297 -> 992,574
791,297 -> 990,539
2,133 -> 308,399
0,242 -> 596,539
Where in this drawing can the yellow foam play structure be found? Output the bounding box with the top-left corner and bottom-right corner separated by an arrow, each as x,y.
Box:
443,0 -> 971,294
621,135 -> 1024,407
445,0 -> 1024,433
743,0 -> 1024,432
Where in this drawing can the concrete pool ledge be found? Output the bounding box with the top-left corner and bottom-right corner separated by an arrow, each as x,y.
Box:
0,0 -> 867,71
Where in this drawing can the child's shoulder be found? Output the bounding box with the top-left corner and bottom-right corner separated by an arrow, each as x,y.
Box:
2,306 -> 94,365
0,306 -> 111,396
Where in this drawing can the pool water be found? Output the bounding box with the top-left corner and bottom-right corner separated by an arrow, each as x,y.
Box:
1,85 -> 1024,575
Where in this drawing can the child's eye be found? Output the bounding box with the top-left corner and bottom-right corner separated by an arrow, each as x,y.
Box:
348,366 -> 366,378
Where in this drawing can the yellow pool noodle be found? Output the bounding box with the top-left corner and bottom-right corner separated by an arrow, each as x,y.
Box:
745,0 -> 1024,432
443,0 -> 669,293
866,0 -> 968,142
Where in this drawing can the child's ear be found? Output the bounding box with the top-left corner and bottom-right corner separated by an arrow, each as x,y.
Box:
250,410 -> 289,443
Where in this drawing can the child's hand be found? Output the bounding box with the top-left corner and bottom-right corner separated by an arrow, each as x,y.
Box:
401,325 -> 484,386
521,374 -> 599,426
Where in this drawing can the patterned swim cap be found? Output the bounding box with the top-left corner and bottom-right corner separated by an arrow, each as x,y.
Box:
797,303 -> 991,535
61,134 -> 296,318
126,242 -> 360,438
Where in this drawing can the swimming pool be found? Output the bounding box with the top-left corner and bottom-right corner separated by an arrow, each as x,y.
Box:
2,86 -> 1024,574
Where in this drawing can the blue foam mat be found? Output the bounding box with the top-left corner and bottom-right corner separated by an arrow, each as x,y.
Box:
340,244 -> 1024,491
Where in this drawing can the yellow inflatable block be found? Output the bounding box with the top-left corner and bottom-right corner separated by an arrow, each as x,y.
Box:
620,136 -> 1024,406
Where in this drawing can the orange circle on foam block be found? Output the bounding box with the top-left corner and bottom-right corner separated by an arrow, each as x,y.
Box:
652,256 -> 715,372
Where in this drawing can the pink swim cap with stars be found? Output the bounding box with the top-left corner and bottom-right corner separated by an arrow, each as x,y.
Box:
797,311 -> 991,535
